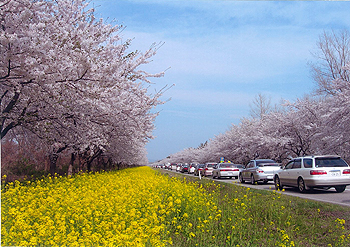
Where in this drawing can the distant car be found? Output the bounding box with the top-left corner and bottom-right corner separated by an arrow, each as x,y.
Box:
180,164 -> 189,173
212,163 -> 244,179
171,163 -> 177,170
201,162 -> 217,177
274,155 -> 350,193
188,164 -> 197,174
194,164 -> 205,176
239,159 -> 281,185
176,164 -> 182,172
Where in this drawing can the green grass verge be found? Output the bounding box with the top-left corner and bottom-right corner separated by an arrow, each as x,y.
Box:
157,169 -> 350,247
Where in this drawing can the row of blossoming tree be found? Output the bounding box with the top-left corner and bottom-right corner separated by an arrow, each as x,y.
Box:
162,30 -> 350,166
1,0 -> 166,177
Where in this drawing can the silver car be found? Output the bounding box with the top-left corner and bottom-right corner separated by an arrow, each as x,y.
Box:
212,163 -> 243,179
239,159 -> 281,184
201,162 -> 217,177
274,155 -> 350,193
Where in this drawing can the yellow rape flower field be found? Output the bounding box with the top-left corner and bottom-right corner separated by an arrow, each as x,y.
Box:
2,166 -> 350,246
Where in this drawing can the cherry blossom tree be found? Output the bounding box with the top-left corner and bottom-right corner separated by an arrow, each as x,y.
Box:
310,30 -> 350,96
249,93 -> 272,119
1,0 -> 166,173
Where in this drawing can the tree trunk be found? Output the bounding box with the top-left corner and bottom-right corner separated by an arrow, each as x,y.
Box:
49,153 -> 59,175
68,153 -> 75,176
49,144 -> 68,175
86,149 -> 103,172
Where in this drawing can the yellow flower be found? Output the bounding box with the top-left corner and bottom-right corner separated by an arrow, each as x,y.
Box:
1,166 -> 219,247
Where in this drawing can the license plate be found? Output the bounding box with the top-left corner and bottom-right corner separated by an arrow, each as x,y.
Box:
228,172 -> 233,175
329,170 -> 341,176
267,175 -> 273,179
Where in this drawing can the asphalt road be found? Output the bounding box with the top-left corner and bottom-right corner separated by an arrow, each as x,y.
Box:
220,178 -> 350,207
168,170 -> 350,207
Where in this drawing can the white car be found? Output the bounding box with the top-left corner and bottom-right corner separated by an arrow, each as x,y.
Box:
188,164 -> 197,174
201,162 -> 217,177
212,163 -> 243,179
176,164 -> 182,172
274,155 -> 350,193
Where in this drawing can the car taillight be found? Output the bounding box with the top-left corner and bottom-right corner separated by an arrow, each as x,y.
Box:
233,169 -> 239,171
343,169 -> 350,174
257,169 -> 264,173
310,170 -> 327,175
205,168 -> 209,170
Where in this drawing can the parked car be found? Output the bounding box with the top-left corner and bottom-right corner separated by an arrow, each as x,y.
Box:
176,164 -> 182,172
239,159 -> 281,185
180,164 -> 189,173
171,163 -> 177,170
194,164 -> 205,176
201,162 -> 217,177
274,155 -> 350,193
212,163 -> 244,179
188,163 -> 197,174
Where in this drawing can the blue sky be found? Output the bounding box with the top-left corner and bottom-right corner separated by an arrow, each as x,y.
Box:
92,0 -> 350,162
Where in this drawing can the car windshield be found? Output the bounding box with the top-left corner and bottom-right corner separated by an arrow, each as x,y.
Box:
315,157 -> 349,168
207,164 -> 216,167
198,164 -> 204,168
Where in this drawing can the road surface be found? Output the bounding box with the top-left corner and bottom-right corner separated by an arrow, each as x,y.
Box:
168,169 -> 350,207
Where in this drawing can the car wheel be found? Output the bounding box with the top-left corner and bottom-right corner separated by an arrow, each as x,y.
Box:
251,174 -> 256,185
275,176 -> 283,190
335,185 -> 346,193
239,173 -> 245,183
297,177 -> 306,193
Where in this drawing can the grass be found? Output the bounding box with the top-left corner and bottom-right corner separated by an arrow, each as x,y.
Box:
2,167 -> 350,246
158,169 -> 350,247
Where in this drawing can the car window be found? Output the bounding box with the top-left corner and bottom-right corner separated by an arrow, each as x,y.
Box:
293,159 -> 301,169
256,160 -> 276,166
303,159 -> 312,168
315,157 -> 349,167
232,164 -> 243,168
259,163 -> 280,167
285,161 -> 294,169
